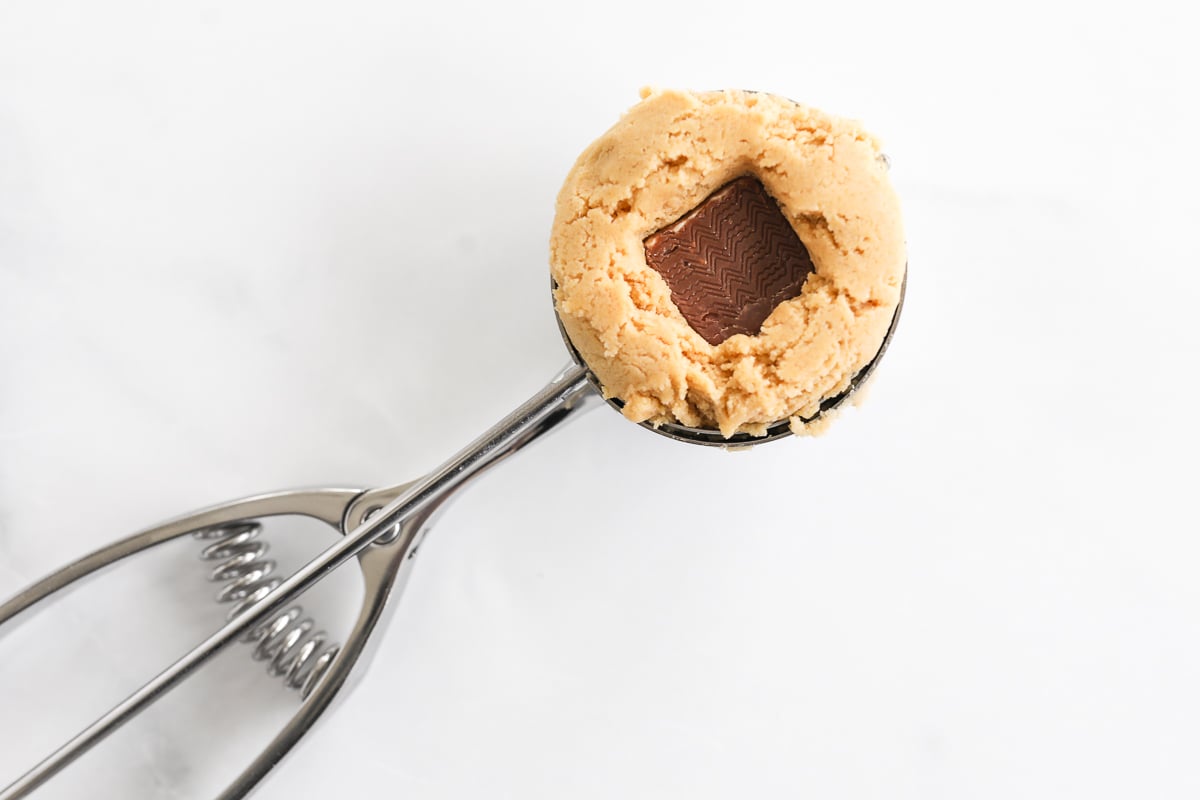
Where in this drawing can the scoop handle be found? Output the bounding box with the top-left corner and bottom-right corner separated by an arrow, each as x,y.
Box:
1,364 -> 598,800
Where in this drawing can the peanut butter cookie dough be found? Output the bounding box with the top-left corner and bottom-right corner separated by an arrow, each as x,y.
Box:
550,88 -> 906,438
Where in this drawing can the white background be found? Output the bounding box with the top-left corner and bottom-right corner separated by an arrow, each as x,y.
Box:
2,1 -> 1198,798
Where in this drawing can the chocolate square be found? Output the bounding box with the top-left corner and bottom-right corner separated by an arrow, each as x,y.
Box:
643,177 -> 815,346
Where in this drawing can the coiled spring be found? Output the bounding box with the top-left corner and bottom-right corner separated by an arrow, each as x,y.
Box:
192,521 -> 339,698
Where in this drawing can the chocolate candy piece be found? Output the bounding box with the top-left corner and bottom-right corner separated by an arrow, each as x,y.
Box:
643,176 -> 815,346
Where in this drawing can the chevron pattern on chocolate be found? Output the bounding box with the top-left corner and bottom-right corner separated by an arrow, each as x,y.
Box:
643,176 -> 815,346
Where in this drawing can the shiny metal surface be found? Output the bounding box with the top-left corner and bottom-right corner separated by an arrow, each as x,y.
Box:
0,364 -> 600,798
194,521 -> 341,697
0,269 -> 904,797
0,487 -> 361,798
195,522 -> 285,619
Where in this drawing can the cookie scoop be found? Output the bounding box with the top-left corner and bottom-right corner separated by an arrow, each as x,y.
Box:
0,88 -> 905,799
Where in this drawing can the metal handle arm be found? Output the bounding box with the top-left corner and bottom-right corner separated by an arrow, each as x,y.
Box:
2,365 -> 595,799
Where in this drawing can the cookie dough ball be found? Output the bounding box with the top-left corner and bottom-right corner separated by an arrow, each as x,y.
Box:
550,88 -> 905,438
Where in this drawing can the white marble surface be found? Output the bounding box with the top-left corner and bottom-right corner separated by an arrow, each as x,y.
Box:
2,2 -> 1198,798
